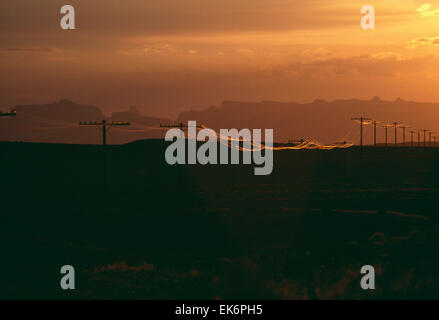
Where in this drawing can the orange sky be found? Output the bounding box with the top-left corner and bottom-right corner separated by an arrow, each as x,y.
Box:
1,0 -> 439,117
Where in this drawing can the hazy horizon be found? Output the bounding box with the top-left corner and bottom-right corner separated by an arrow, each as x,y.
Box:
2,95 -> 439,120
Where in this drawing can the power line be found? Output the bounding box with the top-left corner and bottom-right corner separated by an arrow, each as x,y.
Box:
160,122 -> 203,138
79,120 -> 130,146
351,117 -> 371,149
0,109 -> 16,118
288,139 -> 305,144
160,122 -> 203,129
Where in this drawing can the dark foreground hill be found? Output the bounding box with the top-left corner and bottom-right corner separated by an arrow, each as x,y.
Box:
1,140 -> 439,299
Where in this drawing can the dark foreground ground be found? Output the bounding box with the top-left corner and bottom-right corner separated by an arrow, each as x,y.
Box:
1,140 -> 439,299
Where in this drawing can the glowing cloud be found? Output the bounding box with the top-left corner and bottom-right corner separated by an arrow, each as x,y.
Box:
416,3 -> 439,16
408,36 -> 439,48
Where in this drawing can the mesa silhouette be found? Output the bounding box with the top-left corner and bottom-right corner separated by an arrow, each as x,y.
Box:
0,99 -> 170,144
2,97 -> 439,145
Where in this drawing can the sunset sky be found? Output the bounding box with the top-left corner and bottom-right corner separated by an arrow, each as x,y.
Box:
1,0 -> 439,117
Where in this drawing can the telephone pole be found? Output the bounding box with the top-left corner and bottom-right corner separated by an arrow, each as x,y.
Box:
429,131 -> 434,148
399,125 -> 409,147
392,122 -> 401,147
421,129 -> 430,148
382,123 -> 392,147
79,120 -> 130,146
160,122 -> 184,138
289,139 -> 305,144
160,122 -> 203,129
0,109 -> 16,118
0,110 -> 16,142
160,122 -> 203,138
373,120 -> 378,147
160,122 -> 186,131
79,120 -> 130,193
351,117 -> 371,149
409,130 -> 416,147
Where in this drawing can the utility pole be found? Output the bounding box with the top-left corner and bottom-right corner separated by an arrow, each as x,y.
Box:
385,126 -> 388,147
160,122 -> 203,138
429,131 -> 434,148
382,123 -> 392,147
0,109 -> 16,118
79,120 -> 130,146
161,122 -> 183,139
160,122 -> 186,131
421,129 -> 430,148
79,120 -> 130,193
392,122 -> 400,147
0,109 -> 16,162
289,139 -> 305,144
418,131 -> 421,147
0,110 -> 16,143
399,125 -> 409,147
160,122 -> 203,129
409,130 -> 416,147
351,117 -> 371,149
373,120 -> 377,147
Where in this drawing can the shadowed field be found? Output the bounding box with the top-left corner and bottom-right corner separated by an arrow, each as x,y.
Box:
1,140 -> 439,299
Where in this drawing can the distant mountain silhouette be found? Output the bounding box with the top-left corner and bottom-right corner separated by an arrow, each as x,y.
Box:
177,97 -> 439,145
1,97 -> 439,145
111,105 -> 169,125
14,99 -> 104,122
0,100 -> 170,144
